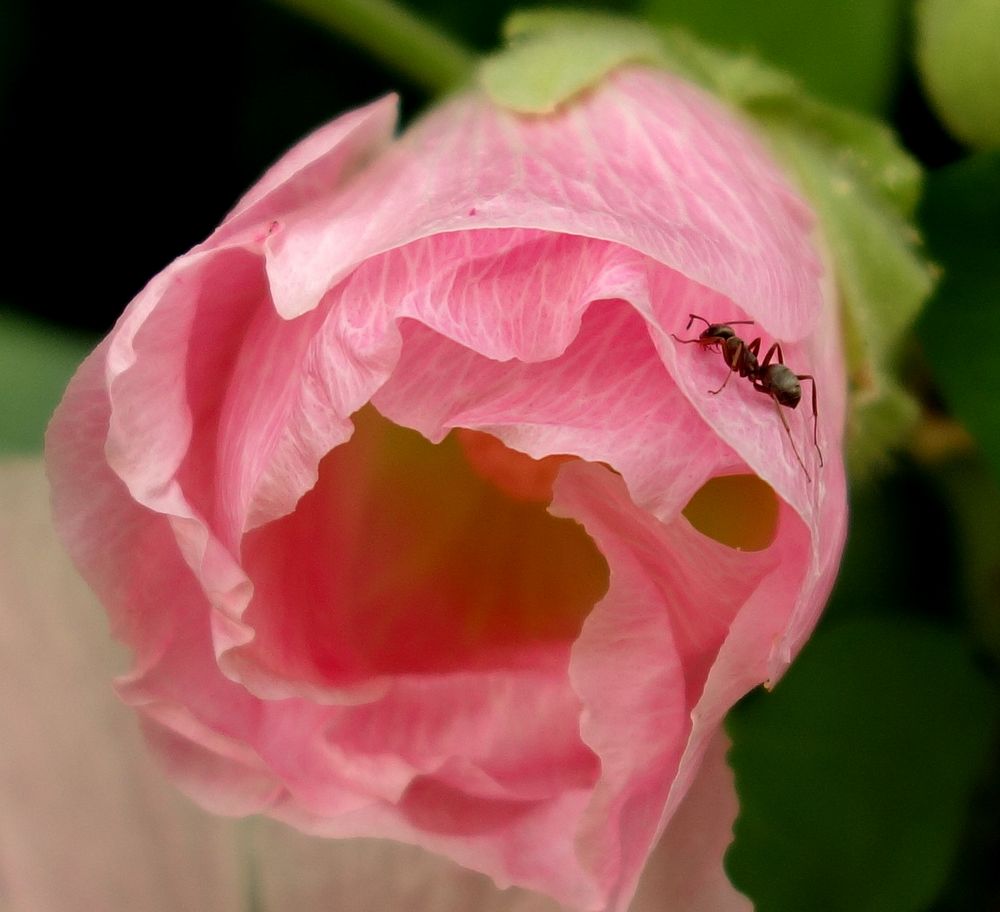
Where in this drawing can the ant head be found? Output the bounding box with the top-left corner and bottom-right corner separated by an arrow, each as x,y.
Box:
685,314 -> 754,340
703,323 -> 738,341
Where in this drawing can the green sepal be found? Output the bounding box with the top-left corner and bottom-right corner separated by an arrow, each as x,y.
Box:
479,11 -> 665,114
483,12 -> 935,477
845,380 -> 921,479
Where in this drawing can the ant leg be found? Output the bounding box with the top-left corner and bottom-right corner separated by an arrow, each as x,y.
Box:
672,333 -> 706,344
760,342 -> 786,369
744,337 -> 762,377
796,374 -> 824,468
709,366 -> 737,395
709,340 -> 743,394
772,394 -> 811,482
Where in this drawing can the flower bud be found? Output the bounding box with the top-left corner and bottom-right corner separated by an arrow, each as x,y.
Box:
48,64 -> 847,911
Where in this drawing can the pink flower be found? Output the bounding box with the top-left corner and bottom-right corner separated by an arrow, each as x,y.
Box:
47,66 -> 847,911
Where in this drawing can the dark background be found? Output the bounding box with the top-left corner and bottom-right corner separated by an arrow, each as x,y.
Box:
1,0 -> 960,336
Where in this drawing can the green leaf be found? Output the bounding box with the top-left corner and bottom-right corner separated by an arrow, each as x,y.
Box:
916,0 -> 1000,149
823,459 -> 960,627
917,153 -> 1000,481
727,616 -> 999,912
479,10 -> 663,113
642,0 -> 907,114
933,458 -> 1000,661
0,311 -> 95,454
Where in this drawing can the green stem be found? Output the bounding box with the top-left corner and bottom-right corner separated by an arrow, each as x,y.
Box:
275,0 -> 476,95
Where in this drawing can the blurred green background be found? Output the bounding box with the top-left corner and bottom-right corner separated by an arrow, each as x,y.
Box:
3,0 -> 998,909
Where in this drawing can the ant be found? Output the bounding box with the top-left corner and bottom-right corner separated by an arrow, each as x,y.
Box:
672,313 -> 824,481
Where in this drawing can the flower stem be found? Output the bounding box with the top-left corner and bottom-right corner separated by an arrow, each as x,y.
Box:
275,0 -> 476,95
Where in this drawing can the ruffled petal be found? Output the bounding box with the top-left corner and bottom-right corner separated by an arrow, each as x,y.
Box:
220,95 -> 398,234
554,462 -> 781,907
267,68 -> 820,341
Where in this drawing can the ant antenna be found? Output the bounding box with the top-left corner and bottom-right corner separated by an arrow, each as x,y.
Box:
684,313 -> 755,331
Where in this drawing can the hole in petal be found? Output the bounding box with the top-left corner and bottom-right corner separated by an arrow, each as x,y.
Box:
682,474 -> 779,552
243,405 -> 609,684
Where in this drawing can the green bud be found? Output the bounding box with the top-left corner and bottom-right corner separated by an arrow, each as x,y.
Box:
916,0 -> 1000,149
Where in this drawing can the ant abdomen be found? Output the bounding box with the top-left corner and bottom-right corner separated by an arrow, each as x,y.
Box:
760,364 -> 801,409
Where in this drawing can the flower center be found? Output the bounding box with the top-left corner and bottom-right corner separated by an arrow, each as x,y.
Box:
245,405 -> 609,682
454,427 -> 576,503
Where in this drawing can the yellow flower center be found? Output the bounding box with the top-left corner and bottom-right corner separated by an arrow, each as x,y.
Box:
301,405 -> 609,676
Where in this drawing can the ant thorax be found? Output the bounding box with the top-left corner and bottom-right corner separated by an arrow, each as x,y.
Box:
723,336 -> 757,374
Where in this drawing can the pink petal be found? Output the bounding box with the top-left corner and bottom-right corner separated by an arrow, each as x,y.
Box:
553,462 -> 789,907
266,68 -> 819,341
250,730 -> 749,912
220,95 -> 398,234
46,341 -> 285,816
52,97 -> 406,695
630,730 -> 752,912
